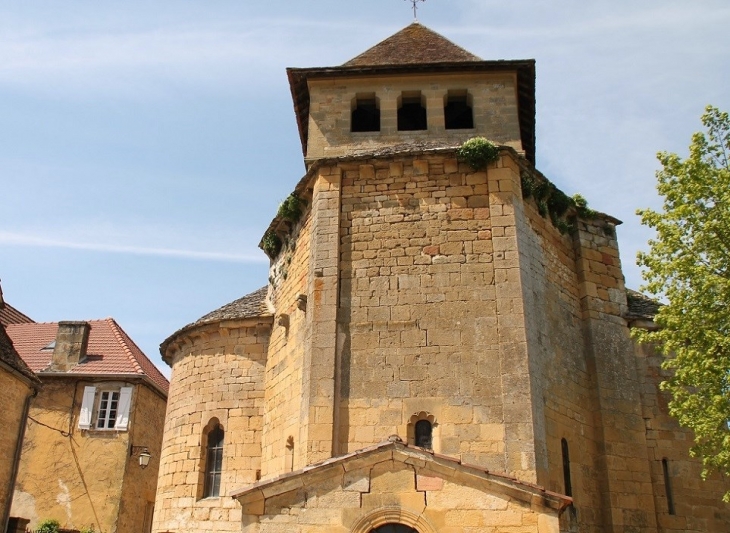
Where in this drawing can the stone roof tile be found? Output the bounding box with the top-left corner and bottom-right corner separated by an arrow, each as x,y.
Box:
343,22 -> 482,66
159,286 -> 271,362
626,289 -> 661,320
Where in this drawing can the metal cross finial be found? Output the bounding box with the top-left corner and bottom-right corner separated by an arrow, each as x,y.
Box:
405,0 -> 425,20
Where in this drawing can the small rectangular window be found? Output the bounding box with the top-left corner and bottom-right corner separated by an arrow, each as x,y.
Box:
96,390 -> 120,429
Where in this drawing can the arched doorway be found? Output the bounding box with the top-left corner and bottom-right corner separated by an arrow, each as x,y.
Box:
370,525 -> 419,533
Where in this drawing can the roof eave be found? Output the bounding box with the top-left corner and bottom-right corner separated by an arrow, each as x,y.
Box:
231,440 -> 571,512
36,371 -> 168,398
160,314 -> 274,366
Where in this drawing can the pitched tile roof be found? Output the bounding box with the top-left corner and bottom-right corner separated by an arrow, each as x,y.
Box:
0,302 -> 34,326
0,322 -> 40,385
344,22 -> 482,66
160,286 -> 271,362
7,318 -> 169,395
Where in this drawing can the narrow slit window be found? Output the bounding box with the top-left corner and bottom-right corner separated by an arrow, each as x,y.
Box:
444,90 -> 473,129
415,420 -> 432,449
662,458 -> 675,515
351,95 -> 380,132
561,438 -> 573,497
204,424 -> 224,497
398,92 -> 427,131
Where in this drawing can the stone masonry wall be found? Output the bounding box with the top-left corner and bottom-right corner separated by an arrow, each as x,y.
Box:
573,219 -> 659,532
336,151 -> 538,481
153,320 -> 270,533
518,186 -> 609,533
306,72 -> 522,161
634,340 -> 730,532
0,369 -> 33,529
239,457 -> 560,533
261,209 -> 312,477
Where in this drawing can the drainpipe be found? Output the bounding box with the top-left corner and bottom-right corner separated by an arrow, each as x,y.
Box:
2,383 -> 37,533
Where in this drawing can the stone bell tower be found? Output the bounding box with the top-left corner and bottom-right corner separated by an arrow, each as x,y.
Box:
287,22 -> 535,164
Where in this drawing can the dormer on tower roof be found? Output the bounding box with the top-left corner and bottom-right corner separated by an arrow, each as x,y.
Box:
287,23 -> 536,165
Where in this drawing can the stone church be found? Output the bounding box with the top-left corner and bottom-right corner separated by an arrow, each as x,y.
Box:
151,23 -> 730,533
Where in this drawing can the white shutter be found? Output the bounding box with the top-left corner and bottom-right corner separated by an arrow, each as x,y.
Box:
79,386 -> 96,429
114,386 -> 134,431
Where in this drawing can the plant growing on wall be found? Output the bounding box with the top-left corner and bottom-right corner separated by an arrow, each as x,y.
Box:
262,231 -> 282,259
37,519 -> 61,533
520,172 -> 596,234
277,193 -> 303,222
456,137 -> 500,170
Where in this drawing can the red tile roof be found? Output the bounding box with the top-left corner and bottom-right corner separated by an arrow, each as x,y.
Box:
0,322 -> 40,385
0,302 -> 35,326
7,319 -> 169,396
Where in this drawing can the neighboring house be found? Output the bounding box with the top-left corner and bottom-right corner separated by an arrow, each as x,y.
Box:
0,285 -> 40,533
7,317 -> 169,533
152,23 -> 730,533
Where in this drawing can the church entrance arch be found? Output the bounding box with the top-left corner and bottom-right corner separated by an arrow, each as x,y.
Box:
370,525 -> 419,533
350,507 -> 436,533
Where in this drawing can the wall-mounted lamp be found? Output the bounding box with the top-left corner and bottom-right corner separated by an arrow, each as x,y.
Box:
130,445 -> 152,469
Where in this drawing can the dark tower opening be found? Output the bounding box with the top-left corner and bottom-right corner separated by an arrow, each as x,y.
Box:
444,90 -> 473,129
352,95 -> 381,132
398,92 -> 427,131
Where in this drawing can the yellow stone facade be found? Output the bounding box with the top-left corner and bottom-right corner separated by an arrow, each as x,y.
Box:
11,378 -> 165,532
154,23 -> 730,533
0,365 -> 37,530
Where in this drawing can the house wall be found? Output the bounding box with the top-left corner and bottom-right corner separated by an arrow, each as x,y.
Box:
116,384 -> 166,533
0,368 -> 34,529
10,378 -> 131,532
306,72 -> 523,161
153,319 -> 270,533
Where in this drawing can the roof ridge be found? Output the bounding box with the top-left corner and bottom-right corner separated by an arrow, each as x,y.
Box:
106,318 -> 144,375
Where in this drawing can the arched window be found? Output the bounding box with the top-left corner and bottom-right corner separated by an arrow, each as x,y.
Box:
398,92 -> 427,131
370,525 -> 419,533
444,90 -> 473,129
352,94 -> 380,132
408,411 -> 436,450
204,422 -> 224,497
561,438 -> 572,497
415,420 -> 432,449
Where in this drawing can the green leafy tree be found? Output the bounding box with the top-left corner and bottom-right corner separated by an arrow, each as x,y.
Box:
636,106 -> 730,498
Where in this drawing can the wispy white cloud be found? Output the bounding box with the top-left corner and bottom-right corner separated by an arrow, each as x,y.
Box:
0,230 -> 267,263
0,17 -> 394,98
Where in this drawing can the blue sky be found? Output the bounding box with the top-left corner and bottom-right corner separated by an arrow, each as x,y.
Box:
1,1 -> 728,376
